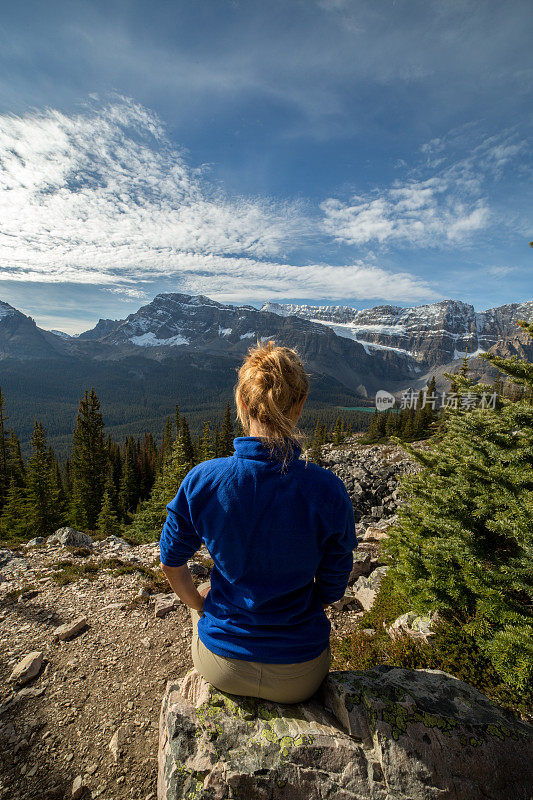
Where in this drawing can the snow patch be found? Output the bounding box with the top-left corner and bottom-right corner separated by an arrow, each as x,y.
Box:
239,331 -> 256,339
218,326 -> 233,337
129,332 -> 189,347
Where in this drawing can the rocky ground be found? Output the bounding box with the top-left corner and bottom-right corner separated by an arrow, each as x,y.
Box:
0,437 -> 421,800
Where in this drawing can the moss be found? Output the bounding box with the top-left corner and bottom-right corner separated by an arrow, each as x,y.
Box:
51,560 -> 100,585
4,583 -> 38,601
65,546 -> 92,558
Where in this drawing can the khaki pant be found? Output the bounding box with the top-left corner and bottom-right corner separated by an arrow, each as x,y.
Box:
190,582 -> 331,704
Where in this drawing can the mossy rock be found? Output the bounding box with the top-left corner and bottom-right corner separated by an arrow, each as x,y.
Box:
158,666 -> 532,799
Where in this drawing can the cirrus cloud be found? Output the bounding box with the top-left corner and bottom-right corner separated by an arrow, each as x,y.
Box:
0,96 -> 437,303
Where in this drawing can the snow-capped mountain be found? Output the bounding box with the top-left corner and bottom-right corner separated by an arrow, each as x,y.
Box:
260,299 -> 533,368
0,301 -> 70,360
77,292 -> 416,395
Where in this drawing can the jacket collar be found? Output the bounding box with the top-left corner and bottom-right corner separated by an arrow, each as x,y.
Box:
233,436 -> 302,462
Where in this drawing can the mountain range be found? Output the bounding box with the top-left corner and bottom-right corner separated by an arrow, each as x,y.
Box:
0,293 -> 531,450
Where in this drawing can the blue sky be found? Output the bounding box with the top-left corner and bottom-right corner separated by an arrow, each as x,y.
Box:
0,0 -> 531,332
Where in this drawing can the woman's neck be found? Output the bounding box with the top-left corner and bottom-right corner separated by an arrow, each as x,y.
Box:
248,419 -> 276,438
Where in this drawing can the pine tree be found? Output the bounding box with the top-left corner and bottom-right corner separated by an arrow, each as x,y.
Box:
0,477 -> 29,541
70,389 -> 109,529
25,421 -> 64,538
161,415 -> 173,466
220,401 -> 234,456
332,417 -> 343,445
385,321 -> 533,697
129,432 -> 190,543
385,410 -> 397,438
180,416 -> 195,465
119,440 -> 138,519
97,474 -> 122,538
198,422 -> 215,462
213,425 -> 221,458
7,429 -> 25,487
310,419 -> 323,462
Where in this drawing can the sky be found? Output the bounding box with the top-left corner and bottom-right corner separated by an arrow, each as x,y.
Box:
0,0 -> 531,333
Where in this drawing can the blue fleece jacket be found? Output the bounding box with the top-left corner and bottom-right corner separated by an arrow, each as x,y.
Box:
159,436 -> 357,663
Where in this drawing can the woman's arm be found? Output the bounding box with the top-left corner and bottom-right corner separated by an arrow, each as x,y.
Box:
161,563 -> 205,612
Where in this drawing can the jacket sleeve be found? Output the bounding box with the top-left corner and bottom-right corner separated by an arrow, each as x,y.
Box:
159,474 -> 202,567
315,486 -> 357,604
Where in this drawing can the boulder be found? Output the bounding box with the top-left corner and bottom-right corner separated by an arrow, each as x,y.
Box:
158,666 -> 533,800
352,565 -> 389,611
25,537 -> 45,548
47,527 -> 93,548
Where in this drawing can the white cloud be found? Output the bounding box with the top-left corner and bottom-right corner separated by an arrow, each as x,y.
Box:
104,286 -> 150,300
0,97 -> 436,303
321,130 -> 527,248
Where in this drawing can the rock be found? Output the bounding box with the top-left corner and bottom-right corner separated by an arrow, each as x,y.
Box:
53,616 -> 89,641
352,565 -> 389,611
362,628 -> 376,636
47,527 -> 94,548
109,724 -> 132,761
348,550 -> 372,582
9,651 -> 44,685
388,610 -> 441,642
187,561 -> 209,577
0,548 -> 15,567
363,524 -> 390,542
25,537 -> 45,548
154,594 -> 180,618
72,775 -> 85,799
158,666 -> 533,800
99,535 -> 132,549
331,588 -> 359,611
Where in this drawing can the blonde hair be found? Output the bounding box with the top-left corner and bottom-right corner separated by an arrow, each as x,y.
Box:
234,338 -> 310,473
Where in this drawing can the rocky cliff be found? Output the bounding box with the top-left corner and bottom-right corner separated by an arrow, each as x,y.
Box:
262,298 -> 533,369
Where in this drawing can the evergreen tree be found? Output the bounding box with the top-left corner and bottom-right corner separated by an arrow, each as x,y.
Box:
198,422 -> 215,462
180,416 -> 195,466
129,432 -> 190,543
220,401 -> 234,456
26,421 -> 64,537
6,429 -> 25,487
70,389 -> 108,529
0,477 -> 29,541
385,410 -> 397,438
310,419 -> 323,462
332,417 -> 343,445
385,322 -> 533,697
119,440 -> 138,519
161,415 -> 174,466
213,425 -> 221,458
97,474 -> 122,538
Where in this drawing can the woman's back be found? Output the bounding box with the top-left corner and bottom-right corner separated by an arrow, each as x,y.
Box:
159,435 -> 357,663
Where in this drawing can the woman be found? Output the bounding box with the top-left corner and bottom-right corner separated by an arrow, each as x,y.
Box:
159,339 -> 357,704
